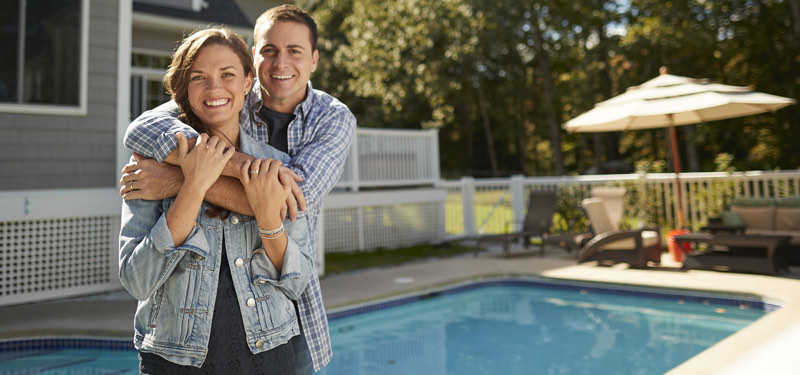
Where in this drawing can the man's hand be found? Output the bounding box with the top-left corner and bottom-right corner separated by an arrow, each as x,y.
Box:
279,166 -> 306,221
120,153 -> 184,200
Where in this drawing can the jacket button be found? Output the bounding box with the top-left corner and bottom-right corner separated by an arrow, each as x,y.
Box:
230,216 -> 240,224
235,258 -> 244,267
247,298 -> 256,307
255,339 -> 264,348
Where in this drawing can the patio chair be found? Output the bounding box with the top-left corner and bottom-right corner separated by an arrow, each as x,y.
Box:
578,197 -> 662,269
474,190 -> 558,257
591,186 -> 626,229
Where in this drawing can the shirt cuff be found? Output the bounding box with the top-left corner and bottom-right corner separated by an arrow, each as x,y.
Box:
149,214 -> 210,258
153,127 -> 200,163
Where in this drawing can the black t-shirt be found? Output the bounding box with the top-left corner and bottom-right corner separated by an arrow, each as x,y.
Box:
258,106 -> 295,153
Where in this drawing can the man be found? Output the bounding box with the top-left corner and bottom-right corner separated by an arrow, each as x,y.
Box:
120,5 -> 355,373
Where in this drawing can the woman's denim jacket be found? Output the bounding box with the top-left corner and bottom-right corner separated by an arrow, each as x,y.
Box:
118,130 -> 313,367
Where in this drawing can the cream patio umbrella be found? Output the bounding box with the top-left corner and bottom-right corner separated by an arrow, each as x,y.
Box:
564,68 -> 795,227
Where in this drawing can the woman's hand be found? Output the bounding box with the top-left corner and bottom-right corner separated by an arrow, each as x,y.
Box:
239,158 -> 290,229
177,133 -> 234,194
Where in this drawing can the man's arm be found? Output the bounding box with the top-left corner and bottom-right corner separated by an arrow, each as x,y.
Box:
284,105 -> 356,211
124,101 -> 198,163
119,155 -> 255,216
125,103 -> 304,218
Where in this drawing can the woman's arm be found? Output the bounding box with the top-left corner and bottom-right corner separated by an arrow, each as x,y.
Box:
118,133 -> 233,301
167,134 -> 234,246
239,158 -> 290,269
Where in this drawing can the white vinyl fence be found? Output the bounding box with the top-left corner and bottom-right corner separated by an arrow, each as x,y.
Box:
3,169 -> 799,306
441,170 -> 800,238
336,128 -> 440,190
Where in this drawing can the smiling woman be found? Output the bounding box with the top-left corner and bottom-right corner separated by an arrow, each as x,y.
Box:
118,27 -> 316,374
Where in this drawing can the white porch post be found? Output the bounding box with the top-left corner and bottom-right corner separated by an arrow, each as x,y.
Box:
461,176 -> 476,236
510,175 -> 525,231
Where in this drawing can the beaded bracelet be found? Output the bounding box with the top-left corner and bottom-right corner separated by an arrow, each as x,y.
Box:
258,223 -> 284,237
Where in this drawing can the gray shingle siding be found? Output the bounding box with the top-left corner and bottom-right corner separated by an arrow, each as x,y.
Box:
0,0 -> 119,191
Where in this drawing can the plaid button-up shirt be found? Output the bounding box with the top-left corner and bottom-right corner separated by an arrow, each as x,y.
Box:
124,81 -> 356,371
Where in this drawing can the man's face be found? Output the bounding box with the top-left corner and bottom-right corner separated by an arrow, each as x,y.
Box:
252,21 -> 318,113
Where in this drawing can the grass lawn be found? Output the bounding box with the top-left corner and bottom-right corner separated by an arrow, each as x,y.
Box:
323,242 -> 476,275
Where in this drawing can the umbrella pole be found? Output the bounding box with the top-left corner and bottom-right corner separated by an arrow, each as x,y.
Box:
669,124 -> 686,228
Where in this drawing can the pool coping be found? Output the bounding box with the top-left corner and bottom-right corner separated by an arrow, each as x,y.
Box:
539,265 -> 800,375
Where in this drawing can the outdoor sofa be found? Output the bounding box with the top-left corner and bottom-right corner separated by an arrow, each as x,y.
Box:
716,197 -> 800,264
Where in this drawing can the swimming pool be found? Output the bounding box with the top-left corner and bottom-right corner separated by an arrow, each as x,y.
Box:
318,278 -> 773,375
0,278 -> 775,374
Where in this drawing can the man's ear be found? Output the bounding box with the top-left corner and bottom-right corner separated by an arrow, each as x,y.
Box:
311,49 -> 319,73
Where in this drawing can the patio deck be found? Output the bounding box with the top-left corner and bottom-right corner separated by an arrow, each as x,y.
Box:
1,243 -> 799,375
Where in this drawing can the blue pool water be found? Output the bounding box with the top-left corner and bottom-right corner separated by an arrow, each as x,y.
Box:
318,278 -> 772,375
0,278 -> 774,374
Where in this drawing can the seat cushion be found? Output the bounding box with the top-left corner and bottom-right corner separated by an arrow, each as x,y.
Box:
603,230 -> 660,250
775,207 -> 800,232
732,205 -> 775,231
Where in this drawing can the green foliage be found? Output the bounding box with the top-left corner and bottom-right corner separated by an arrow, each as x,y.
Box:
323,242 -> 476,275
310,0 -> 800,177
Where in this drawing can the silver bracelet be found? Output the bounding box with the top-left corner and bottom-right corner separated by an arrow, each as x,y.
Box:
260,229 -> 285,240
258,223 -> 284,237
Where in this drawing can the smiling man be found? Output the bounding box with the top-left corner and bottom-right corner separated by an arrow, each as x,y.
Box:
120,5 -> 355,373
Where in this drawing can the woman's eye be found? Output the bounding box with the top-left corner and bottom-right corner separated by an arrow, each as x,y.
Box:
190,75 -> 204,81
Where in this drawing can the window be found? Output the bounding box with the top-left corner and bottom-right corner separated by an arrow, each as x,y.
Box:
130,52 -> 172,120
0,0 -> 86,111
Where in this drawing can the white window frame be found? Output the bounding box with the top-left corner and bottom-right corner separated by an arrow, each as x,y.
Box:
130,47 -> 172,120
0,0 -> 90,116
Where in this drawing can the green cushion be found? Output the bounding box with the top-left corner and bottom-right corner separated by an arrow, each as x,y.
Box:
776,196 -> 800,207
732,197 -> 775,207
720,210 -> 744,226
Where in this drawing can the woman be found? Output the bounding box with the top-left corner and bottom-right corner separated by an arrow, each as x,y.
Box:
118,27 -> 313,374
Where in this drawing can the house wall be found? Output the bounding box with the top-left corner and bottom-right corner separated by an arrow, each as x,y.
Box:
0,0 -> 120,191
137,0 -> 194,9
132,26 -> 186,52
233,0 -> 285,24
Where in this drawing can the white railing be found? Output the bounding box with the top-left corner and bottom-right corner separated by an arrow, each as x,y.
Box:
336,128 -> 440,191
441,170 -> 800,238
2,169 -> 797,306
322,188 -> 447,255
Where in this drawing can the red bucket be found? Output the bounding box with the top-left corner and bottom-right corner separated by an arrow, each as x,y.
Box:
666,229 -> 692,262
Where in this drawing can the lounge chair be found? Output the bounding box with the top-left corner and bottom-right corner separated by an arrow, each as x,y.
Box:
578,197 -> 662,268
474,190 -> 558,257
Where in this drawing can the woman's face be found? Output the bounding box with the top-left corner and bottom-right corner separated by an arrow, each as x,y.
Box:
187,43 -> 253,130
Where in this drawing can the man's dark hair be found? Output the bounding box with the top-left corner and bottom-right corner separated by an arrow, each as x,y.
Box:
254,4 -> 318,51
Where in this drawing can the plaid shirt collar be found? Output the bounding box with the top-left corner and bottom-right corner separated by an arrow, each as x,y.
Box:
251,78 -> 312,121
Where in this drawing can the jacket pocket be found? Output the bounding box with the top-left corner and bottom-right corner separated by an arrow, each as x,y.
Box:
150,251 -> 208,344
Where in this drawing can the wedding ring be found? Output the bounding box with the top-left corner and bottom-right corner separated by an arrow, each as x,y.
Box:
250,169 -> 259,174
129,181 -> 134,190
